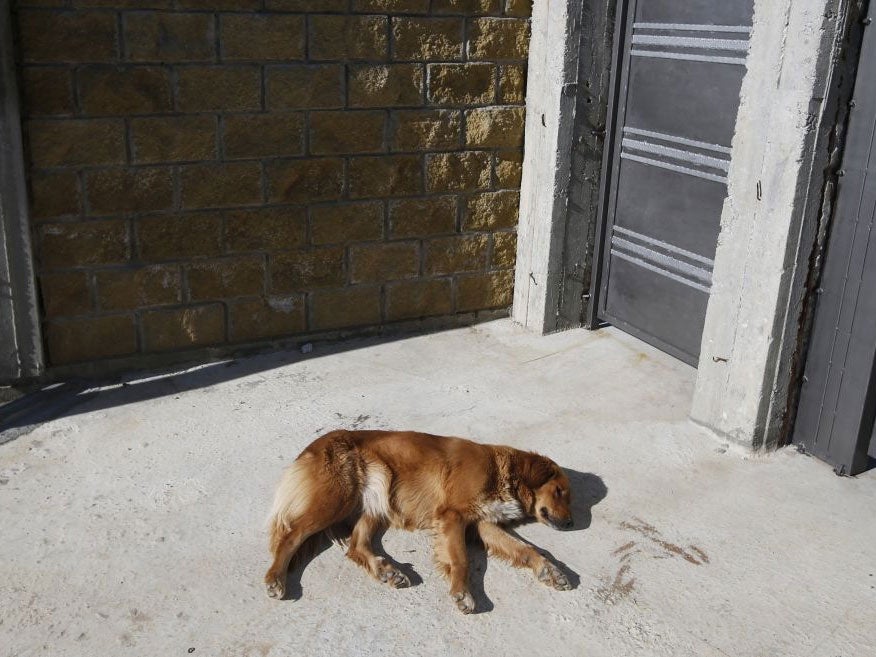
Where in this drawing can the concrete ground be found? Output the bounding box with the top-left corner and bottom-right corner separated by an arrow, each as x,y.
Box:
1,320 -> 875,657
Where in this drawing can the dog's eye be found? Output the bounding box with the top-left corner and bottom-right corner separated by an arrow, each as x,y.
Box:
554,487 -> 563,498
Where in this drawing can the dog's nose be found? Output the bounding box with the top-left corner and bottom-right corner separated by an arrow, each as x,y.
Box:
563,518 -> 574,529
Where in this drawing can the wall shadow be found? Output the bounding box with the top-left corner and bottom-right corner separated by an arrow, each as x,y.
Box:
0,316 -> 505,440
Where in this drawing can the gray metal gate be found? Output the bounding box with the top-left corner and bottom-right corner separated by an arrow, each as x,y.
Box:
793,16 -> 876,476
591,0 -> 754,365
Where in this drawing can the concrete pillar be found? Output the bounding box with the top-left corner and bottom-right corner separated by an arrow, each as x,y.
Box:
513,0 -> 584,332
692,0 -> 849,448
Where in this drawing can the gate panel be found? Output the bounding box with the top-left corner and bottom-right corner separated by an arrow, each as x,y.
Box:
793,17 -> 876,475
596,0 -> 754,364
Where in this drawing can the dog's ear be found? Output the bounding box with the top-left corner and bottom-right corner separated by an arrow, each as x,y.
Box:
517,451 -> 556,489
514,451 -> 556,511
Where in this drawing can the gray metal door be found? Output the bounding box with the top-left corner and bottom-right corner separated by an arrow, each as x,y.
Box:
594,0 -> 754,365
793,18 -> 876,476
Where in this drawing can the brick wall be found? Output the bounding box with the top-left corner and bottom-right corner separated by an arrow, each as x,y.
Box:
14,0 -> 530,366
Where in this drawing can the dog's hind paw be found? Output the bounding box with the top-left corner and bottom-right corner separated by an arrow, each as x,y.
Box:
377,562 -> 411,589
452,591 -> 476,614
538,562 -> 572,591
265,577 -> 286,600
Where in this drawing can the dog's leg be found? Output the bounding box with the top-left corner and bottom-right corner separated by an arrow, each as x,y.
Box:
476,521 -> 571,591
265,505 -> 356,599
264,524 -> 315,599
345,514 -> 410,588
433,510 -> 475,614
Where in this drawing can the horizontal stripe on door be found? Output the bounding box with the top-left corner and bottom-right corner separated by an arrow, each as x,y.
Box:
611,236 -> 713,284
622,137 -> 730,173
610,249 -> 712,294
630,22 -> 751,67
630,50 -> 747,66
631,35 -> 749,52
613,225 -> 715,267
632,23 -> 751,34
623,127 -> 732,156
620,152 -> 728,184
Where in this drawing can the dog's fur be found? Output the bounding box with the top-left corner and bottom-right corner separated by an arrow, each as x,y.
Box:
265,430 -> 574,613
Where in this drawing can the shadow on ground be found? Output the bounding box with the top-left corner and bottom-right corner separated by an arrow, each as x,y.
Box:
565,470 -> 610,531
0,318 -> 508,442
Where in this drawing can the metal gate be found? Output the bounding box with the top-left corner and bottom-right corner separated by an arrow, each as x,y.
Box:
793,16 -> 876,477
592,0 -> 754,365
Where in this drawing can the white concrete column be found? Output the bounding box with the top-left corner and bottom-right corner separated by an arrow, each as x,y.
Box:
512,0 -> 583,333
692,0 -> 847,447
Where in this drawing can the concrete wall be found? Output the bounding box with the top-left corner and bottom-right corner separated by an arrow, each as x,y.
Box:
13,0 -> 531,368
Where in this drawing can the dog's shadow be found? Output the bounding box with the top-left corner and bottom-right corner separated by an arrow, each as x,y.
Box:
281,524 -> 424,601
281,469 -> 608,613
370,527 -> 425,588
564,469 -> 609,531
465,539 -> 494,613
282,535 -> 336,602
465,528 -> 579,612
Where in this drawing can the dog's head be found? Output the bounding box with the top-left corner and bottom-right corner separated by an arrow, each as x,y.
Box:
514,451 -> 573,530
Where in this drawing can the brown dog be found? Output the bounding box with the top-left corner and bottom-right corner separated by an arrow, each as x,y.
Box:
264,429 -> 574,613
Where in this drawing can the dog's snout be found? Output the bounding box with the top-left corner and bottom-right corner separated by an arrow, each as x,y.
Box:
562,518 -> 574,529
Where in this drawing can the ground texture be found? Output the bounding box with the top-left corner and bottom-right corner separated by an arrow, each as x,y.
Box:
1,320 -> 874,657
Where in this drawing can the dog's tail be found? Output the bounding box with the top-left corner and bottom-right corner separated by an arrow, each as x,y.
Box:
266,454 -> 353,565
266,455 -> 315,539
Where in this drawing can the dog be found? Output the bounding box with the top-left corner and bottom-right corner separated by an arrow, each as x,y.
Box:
264,429 -> 574,613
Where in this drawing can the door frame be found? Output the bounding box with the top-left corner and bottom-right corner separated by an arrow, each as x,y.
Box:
0,3 -> 43,383
585,0 -> 631,333
512,0 -> 617,334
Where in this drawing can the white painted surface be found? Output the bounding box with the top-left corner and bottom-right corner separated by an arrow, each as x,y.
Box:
692,0 -> 844,447
1,320 -> 874,656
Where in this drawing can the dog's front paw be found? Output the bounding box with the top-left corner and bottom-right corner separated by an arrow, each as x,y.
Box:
265,575 -> 286,599
377,562 -> 411,588
537,562 -> 571,591
452,591 -> 476,614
